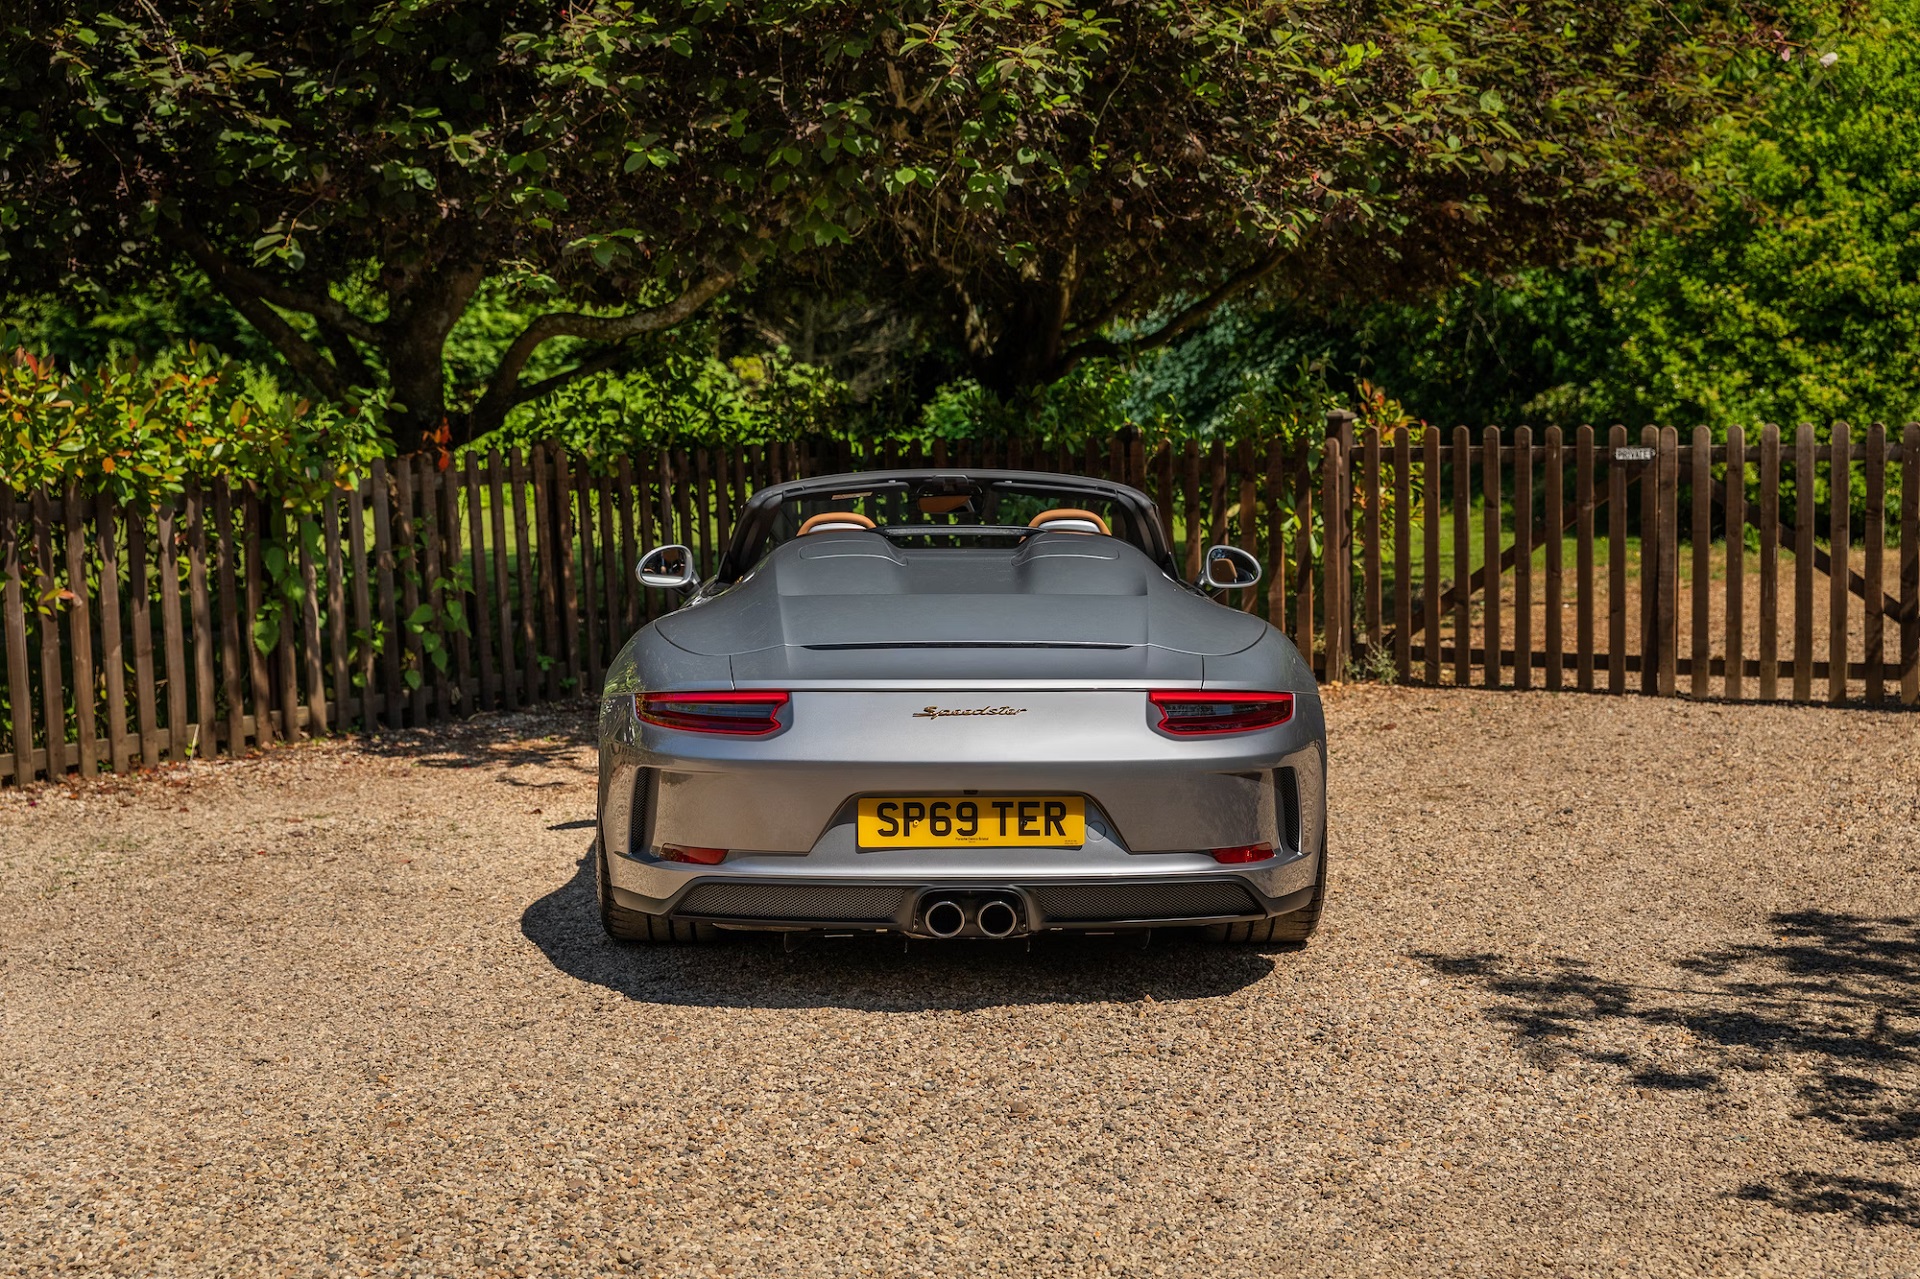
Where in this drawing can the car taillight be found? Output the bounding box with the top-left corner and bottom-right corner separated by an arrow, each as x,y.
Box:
1210,842 -> 1275,864
1148,690 -> 1294,736
636,690 -> 789,735
659,844 -> 728,865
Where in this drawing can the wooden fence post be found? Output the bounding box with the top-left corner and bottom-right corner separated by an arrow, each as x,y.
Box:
1829,423 -> 1851,704
348,479 -> 375,731
370,460 -> 402,728
1293,442 -> 1315,669
1655,427 -> 1679,696
1264,439 -> 1287,635
1393,426 -> 1412,683
1545,425 -> 1565,692
1452,427 -> 1471,686
1725,427 -> 1746,701
1239,438 -> 1260,616
489,450 -> 519,712
2,489 -> 31,783
1639,426 -> 1661,696
1863,424 -> 1885,706
1513,425 -> 1533,692
1901,423 -> 1918,705
1758,425 -> 1781,700
186,484 -> 218,748
467,454 -> 497,713
1690,426 -> 1711,699
94,493 -> 129,774
128,501 -> 159,763
1607,426 -> 1628,695
324,492 -> 349,731
1423,426 -> 1441,686
213,483 -> 246,755
1322,435 -> 1346,682
1362,426 -> 1382,645
33,491 -> 68,777
1182,439 -> 1204,584
61,485 -> 98,776
1577,426 -> 1596,693
1482,426 -> 1502,690
1793,424 -> 1816,702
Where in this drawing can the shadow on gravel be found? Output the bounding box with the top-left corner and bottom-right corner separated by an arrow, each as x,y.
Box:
355,706 -> 597,775
1417,910 -> 1920,1227
521,850 -> 1275,1011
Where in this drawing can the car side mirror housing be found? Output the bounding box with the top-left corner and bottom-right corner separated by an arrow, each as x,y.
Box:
1202,545 -> 1262,591
637,544 -> 700,592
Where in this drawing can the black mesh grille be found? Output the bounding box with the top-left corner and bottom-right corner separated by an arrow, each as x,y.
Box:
1276,767 -> 1301,853
627,768 -> 655,857
675,883 -> 909,923
1029,881 -> 1259,923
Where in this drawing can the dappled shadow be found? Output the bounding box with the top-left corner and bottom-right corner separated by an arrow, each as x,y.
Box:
521,849 -> 1276,1011
352,701 -> 597,776
1736,1172 -> 1920,1228
1419,911 -> 1920,1226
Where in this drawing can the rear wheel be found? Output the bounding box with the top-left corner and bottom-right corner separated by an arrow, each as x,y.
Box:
595,838 -> 714,944
1208,841 -> 1326,946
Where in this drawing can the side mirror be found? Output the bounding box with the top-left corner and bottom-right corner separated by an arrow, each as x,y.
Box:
1202,545 -> 1262,591
637,544 -> 699,592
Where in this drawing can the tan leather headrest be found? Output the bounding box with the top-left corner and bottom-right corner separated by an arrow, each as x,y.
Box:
1028,507 -> 1111,536
798,511 -> 878,535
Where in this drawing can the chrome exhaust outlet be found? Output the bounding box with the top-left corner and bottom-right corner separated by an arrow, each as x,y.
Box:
976,899 -> 1020,939
923,899 -> 966,939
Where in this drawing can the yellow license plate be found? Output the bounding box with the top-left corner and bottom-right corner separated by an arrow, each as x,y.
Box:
856,795 -> 1085,849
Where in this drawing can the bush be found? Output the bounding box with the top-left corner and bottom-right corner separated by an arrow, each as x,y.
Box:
1,342 -> 382,508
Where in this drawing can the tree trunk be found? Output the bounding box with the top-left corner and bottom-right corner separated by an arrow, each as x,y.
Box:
382,261 -> 486,449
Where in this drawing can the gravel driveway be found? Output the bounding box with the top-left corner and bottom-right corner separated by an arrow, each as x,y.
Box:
3,687 -> 1916,1277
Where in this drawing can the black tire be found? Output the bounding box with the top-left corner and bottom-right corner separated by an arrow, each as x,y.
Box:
1208,841 -> 1326,946
595,838 -> 714,944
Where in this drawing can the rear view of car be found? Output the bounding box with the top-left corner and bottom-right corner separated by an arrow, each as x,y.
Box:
594,468 -> 1327,945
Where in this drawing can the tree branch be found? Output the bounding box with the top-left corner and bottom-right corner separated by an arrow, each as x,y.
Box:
315,321 -> 375,389
463,270 -> 738,439
162,222 -> 352,400
1054,249 -> 1289,378
158,222 -> 382,343
507,344 -> 638,409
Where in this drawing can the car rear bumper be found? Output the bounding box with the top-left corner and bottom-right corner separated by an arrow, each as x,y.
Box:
596,686 -> 1327,934
605,861 -> 1321,937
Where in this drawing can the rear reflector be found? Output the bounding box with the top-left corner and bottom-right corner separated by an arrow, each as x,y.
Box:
637,690 -> 789,735
1210,843 -> 1275,864
1148,690 -> 1294,736
659,844 -> 729,865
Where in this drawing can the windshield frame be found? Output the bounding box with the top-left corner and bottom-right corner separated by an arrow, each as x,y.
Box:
714,469 -> 1179,585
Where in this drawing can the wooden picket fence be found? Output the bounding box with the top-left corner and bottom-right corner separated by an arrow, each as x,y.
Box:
2,420 -> 1915,785
1331,420 -> 1918,706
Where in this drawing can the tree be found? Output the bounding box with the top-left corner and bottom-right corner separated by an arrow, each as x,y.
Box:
1595,1 -> 1920,429
2,2 -> 1809,450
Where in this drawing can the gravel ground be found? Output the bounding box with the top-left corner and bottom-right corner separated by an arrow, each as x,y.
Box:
2,687 -> 1917,1278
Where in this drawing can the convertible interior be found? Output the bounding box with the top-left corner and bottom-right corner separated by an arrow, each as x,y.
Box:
720,471 -> 1174,584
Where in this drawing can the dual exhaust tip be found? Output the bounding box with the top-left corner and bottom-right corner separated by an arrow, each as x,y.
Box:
922,896 -> 1021,940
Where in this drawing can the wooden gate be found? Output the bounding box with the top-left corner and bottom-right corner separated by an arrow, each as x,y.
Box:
1335,421 -> 1919,706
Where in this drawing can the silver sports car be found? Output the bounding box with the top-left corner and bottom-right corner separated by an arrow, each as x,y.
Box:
594,468 -> 1327,945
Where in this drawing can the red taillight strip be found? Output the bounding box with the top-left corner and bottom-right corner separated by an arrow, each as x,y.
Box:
635,690 -> 790,736
1210,842 -> 1275,864
1147,689 -> 1295,736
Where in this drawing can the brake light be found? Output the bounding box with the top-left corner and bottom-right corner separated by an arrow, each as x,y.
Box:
1210,842 -> 1275,864
1148,690 -> 1294,736
636,690 -> 789,735
659,844 -> 728,865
